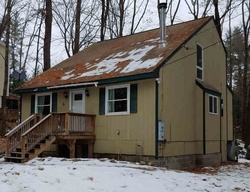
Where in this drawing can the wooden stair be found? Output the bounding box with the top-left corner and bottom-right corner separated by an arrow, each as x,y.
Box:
5,135 -> 56,163
5,114 -> 56,163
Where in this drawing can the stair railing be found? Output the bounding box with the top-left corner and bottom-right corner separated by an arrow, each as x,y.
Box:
5,114 -> 42,156
21,114 -> 52,159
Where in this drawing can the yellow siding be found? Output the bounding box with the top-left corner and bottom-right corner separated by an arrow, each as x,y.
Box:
21,94 -> 31,121
158,19 -> 229,159
57,90 -> 69,113
195,87 -> 203,153
86,79 -> 156,156
0,43 -> 5,98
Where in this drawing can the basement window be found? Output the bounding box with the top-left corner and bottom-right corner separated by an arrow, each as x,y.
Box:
196,44 -> 203,80
105,84 -> 130,115
35,93 -> 52,115
209,95 -> 218,115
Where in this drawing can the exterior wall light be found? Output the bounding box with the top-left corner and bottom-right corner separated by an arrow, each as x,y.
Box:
85,89 -> 89,97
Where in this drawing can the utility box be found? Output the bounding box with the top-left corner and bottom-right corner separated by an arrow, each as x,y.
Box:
158,120 -> 165,141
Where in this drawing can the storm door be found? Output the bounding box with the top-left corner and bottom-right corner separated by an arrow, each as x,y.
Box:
70,90 -> 85,114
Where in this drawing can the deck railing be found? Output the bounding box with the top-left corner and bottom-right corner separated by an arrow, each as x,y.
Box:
5,114 -> 42,156
21,114 -> 52,158
6,112 -> 95,158
51,112 -> 95,135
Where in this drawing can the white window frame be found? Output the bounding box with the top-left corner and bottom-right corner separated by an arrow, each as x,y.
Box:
35,92 -> 52,114
208,95 -> 218,115
105,84 -> 130,115
196,44 -> 204,81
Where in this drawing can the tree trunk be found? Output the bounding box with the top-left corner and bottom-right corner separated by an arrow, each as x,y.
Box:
213,0 -> 222,35
119,0 -> 124,37
43,0 -> 52,71
73,0 -> 81,55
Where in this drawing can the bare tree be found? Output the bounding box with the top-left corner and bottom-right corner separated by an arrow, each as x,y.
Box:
212,0 -> 232,36
43,0 -> 52,71
73,0 -> 81,54
130,0 -> 149,33
53,0 -> 99,57
167,0 -> 181,25
241,0 -> 250,148
100,0 -> 109,41
185,0 -> 200,20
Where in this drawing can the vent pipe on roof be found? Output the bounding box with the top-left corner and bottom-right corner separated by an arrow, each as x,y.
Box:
158,2 -> 167,48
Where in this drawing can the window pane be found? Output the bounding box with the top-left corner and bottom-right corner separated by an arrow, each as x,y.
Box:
197,45 -> 202,68
197,68 -> 202,80
214,97 -> 217,113
114,88 -> 127,99
114,100 -> 127,112
37,106 -> 50,115
108,101 -> 114,112
38,95 -> 50,105
209,96 -> 213,113
6,99 -> 18,109
74,94 -> 82,101
108,89 -> 114,100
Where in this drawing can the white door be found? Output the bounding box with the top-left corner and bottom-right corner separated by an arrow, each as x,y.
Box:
70,90 -> 85,113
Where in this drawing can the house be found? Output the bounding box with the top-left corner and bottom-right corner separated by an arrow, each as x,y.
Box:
0,41 -> 19,131
6,4 -> 233,169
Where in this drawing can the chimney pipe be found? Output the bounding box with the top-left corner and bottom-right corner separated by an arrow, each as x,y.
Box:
158,3 -> 167,48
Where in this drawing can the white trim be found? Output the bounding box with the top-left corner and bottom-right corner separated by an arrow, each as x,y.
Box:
196,44 -> 204,81
69,89 -> 85,113
208,94 -> 218,115
47,82 -> 98,89
35,92 -> 52,114
105,84 -> 130,115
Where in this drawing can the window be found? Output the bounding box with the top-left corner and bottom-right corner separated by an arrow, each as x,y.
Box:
105,85 -> 130,115
35,93 -> 52,115
209,95 -> 218,115
6,99 -> 18,110
196,44 -> 203,80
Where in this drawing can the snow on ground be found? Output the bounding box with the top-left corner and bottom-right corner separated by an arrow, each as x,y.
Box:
0,157 -> 250,192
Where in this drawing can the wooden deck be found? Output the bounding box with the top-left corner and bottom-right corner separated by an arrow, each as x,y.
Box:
5,113 -> 96,162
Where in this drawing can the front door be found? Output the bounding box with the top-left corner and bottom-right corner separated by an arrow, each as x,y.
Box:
70,90 -> 85,113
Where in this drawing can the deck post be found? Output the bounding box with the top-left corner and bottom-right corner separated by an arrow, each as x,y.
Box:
5,137 -> 9,156
65,113 -> 69,135
21,136 -> 26,159
88,140 -> 94,158
67,139 -> 76,158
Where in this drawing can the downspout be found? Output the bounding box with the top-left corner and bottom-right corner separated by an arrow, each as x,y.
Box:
155,80 -> 159,159
203,90 -> 206,154
20,95 -> 22,123
220,98 -> 222,156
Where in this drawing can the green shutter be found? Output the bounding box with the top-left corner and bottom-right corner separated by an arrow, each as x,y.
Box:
31,95 -> 35,114
99,88 -> 105,115
52,93 -> 57,112
130,84 -> 138,113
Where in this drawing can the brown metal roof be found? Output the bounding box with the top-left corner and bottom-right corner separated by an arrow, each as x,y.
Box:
19,17 -> 212,91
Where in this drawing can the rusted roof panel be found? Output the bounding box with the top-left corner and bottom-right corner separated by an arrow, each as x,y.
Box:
19,17 -> 212,90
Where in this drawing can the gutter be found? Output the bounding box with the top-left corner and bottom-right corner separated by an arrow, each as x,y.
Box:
47,82 -> 98,89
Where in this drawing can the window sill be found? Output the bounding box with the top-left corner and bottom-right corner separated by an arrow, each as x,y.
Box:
105,112 -> 130,116
208,112 -> 218,116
